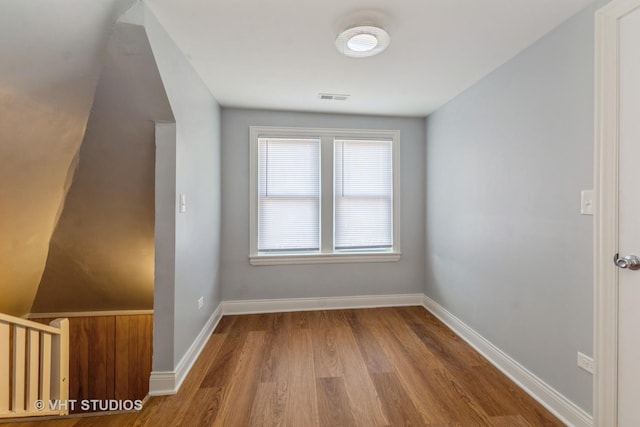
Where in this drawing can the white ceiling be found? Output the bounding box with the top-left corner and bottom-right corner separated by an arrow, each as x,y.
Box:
145,0 -> 595,117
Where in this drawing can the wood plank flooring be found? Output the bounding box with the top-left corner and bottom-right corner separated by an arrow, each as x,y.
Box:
10,307 -> 564,426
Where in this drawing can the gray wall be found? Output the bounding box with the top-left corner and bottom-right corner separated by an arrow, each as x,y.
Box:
424,1 -> 605,414
31,22 -> 173,313
221,108 -> 425,301
146,8 -> 222,371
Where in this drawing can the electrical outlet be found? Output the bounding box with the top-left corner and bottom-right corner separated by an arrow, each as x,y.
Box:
577,352 -> 594,374
197,297 -> 204,309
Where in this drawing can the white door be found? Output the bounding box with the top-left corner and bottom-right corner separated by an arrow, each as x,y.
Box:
595,1 -> 640,426
617,4 -> 640,426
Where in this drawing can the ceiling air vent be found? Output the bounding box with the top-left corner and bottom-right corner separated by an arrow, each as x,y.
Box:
319,93 -> 350,101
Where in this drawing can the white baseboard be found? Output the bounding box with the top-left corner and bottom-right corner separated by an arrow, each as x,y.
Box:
149,304 -> 223,396
221,293 -> 424,315
148,371 -> 175,396
421,295 -> 592,427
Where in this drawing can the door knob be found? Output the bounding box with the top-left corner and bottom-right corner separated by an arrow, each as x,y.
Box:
614,253 -> 640,270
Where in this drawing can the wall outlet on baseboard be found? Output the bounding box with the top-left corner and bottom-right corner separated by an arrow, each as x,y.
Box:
197,297 -> 204,309
577,352 -> 594,374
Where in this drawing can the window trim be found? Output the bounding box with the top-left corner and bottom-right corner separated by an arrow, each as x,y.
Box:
249,126 -> 401,266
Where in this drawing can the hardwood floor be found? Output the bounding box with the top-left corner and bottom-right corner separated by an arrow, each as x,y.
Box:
10,307 -> 564,426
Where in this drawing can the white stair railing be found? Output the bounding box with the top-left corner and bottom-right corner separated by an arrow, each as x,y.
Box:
0,313 -> 69,418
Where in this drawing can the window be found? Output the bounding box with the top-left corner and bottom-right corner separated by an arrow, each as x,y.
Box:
257,137 -> 320,252
250,126 -> 400,265
334,139 -> 393,251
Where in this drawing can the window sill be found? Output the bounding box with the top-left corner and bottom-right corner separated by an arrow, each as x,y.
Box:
249,252 -> 401,266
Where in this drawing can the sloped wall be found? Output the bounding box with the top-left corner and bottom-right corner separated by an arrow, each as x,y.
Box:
30,22 -> 174,312
0,0 -> 136,316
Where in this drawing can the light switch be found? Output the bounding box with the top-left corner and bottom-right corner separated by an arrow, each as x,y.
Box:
179,193 -> 186,213
581,190 -> 594,215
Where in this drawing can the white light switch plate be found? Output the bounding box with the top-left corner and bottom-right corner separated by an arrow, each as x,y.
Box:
581,190 -> 594,215
179,193 -> 187,213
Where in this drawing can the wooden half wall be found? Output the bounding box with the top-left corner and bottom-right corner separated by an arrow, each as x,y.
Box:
31,314 -> 152,413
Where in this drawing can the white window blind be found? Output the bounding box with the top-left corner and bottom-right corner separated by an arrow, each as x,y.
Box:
257,137 -> 320,252
334,139 -> 393,251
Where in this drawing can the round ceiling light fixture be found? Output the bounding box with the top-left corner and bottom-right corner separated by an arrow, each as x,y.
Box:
335,25 -> 390,58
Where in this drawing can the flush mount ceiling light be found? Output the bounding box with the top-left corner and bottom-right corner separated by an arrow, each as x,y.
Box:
335,25 -> 390,58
